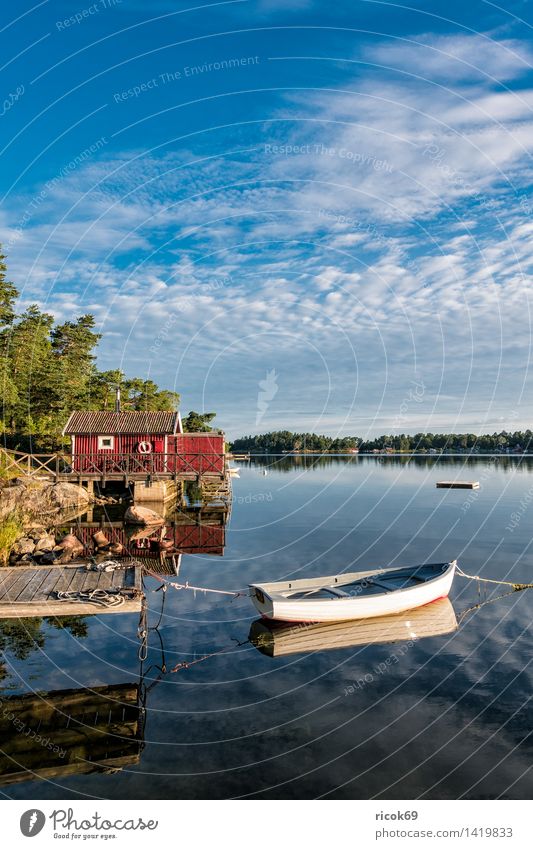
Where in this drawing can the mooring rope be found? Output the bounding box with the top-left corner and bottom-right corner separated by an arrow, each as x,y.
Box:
54,588 -> 128,607
456,565 -> 533,591
167,580 -> 245,598
143,568 -> 246,599
170,638 -> 250,673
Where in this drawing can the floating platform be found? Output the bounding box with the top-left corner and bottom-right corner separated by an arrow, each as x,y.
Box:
436,481 -> 480,489
0,563 -> 142,618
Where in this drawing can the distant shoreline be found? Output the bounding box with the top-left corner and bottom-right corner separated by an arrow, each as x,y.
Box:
242,452 -> 533,458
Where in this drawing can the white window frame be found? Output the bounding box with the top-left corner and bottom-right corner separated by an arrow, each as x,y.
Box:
97,435 -> 115,451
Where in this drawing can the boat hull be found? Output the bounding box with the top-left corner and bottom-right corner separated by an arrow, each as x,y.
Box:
249,561 -> 456,623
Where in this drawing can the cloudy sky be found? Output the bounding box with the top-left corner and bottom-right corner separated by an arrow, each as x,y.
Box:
2,0 -> 533,438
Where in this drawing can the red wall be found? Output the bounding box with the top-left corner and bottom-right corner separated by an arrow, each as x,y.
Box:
76,522 -> 225,556
72,432 -> 225,475
170,434 -> 225,474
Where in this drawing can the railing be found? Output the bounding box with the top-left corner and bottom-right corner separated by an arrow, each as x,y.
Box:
0,448 -> 226,478
0,449 -> 67,478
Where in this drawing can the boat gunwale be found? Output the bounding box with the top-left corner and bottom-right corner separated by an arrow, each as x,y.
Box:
249,560 -> 456,604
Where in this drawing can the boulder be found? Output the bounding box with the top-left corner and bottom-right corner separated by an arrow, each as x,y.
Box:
34,535 -> 56,553
56,533 -> 84,560
124,505 -> 164,526
13,537 -> 36,556
92,530 -> 110,549
0,479 -> 91,522
45,483 -> 90,510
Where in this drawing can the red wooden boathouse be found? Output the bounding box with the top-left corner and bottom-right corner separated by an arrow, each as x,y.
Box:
62,410 -> 226,478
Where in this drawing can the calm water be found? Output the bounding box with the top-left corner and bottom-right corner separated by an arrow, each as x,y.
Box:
1,456 -> 532,799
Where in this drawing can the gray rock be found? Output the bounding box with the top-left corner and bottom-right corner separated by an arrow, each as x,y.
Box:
124,504 -> 164,525
0,479 -> 91,521
13,537 -> 36,555
34,535 -> 56,552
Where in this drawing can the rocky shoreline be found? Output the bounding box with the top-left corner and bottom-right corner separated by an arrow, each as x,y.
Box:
0,476 -> 120,566
0,477 -> 93,521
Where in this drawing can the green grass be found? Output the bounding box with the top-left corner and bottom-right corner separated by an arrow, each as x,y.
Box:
0,512 -> 24,565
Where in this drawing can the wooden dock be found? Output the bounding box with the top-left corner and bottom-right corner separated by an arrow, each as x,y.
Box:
0,683 -> 142,786
436,480 -> 480,489
0,563 -> 142,618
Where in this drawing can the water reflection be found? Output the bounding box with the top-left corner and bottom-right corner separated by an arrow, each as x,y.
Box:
248,454 -> 533,473
0,682 -> 143,786
0,617 -> 88,674
249,598 -> 458,658
2,456 -> 532,799
57,504 -> 228,575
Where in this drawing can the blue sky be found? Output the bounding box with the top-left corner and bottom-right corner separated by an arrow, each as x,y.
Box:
1,0 -> 533,439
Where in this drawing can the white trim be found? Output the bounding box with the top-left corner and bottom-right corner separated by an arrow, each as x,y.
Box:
97,435 -> 115,451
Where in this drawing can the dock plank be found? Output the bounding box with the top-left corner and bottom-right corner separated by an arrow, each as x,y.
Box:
0,565 -> 142,619
1,569 -> 37,602
15,568 -> 55,603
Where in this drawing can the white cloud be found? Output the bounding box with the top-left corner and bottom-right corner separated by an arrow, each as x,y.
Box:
3,31 -> 533,436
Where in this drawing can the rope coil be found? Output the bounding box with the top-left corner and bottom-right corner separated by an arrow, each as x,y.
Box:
54,588 -> 131,607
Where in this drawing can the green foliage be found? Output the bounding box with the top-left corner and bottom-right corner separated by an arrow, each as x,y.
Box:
90,371 -> 180,412
231,431 -> 360,453
0,246 -> 185,447
0,511 -> 24,565
231,430 -> 533,454
182,410 -> 217,432
0,249 -> 18,328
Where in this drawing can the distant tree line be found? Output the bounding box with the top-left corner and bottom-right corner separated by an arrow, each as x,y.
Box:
231,431 -> 359,453
0,247 -> 217,449
231,430 -> 533,453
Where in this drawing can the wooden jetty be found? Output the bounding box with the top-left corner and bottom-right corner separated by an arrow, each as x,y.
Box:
0,683 -> 142,786
436,480 -> 480,489
0,563 -> 142,618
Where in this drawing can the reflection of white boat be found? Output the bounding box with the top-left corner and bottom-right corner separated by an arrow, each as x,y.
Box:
249,597 -> 458,657
249,561 -> 456,623
228,467 -> 240,477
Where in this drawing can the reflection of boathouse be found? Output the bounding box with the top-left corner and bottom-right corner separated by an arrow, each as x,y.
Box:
0,683 -> 143,786
75,508 -> 227,558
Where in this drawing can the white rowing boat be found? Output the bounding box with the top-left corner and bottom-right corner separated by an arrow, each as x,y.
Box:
249,597 -> 458,657
249,560 -> 456,623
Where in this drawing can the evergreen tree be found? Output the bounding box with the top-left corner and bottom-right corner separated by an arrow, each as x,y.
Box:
6,305 -> 54,431
182,411 -> 217,432
47,315 -> 101,418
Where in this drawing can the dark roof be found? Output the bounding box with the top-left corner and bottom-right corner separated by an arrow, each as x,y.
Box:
62,411 -> 182,435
